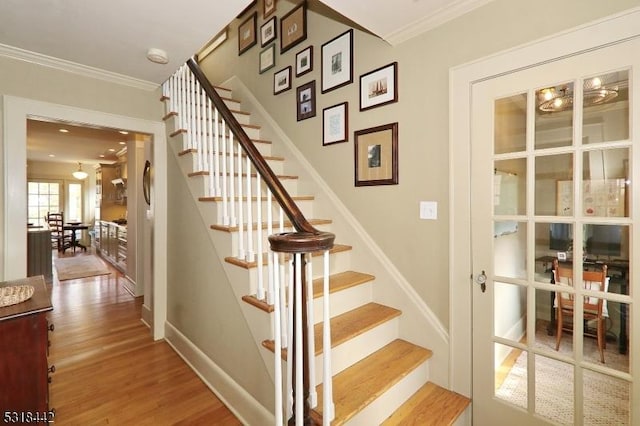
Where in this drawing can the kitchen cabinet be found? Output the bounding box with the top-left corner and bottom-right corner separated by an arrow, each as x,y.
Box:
96,221 -> 126,273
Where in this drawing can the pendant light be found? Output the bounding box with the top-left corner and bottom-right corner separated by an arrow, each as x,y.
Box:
72,162 -> 88,180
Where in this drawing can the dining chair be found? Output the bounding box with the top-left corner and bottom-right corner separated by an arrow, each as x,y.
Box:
46,211 -> 72,253
553,259 -> 608,363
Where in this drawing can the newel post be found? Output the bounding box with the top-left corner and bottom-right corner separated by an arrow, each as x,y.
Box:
269,231 -> 335,426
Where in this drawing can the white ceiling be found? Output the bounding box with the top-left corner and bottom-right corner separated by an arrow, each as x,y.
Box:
1,0 -> 490,165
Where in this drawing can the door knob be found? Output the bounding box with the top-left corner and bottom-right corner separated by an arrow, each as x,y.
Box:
475,271 -> 487,293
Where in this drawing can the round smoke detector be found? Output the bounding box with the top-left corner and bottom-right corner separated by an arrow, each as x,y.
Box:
146,48 -> 169,64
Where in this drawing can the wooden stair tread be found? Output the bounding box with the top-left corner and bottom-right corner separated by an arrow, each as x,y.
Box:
212,218 -> 331,233
314,339 -> 433,425
263,302 -> 400,357
243,270 -> 374,313
381,382 -> 470,426
225,244 -> 352,269
312,270 -> 374,298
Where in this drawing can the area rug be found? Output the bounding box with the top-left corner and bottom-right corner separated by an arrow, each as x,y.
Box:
54,255 -> 111,281
496,332 -> 630,425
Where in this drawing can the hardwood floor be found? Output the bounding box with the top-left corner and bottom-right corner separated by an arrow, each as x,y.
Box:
48,251 -> 242,425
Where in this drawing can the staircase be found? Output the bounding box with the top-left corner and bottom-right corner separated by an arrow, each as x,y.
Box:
161,61 -> 469,425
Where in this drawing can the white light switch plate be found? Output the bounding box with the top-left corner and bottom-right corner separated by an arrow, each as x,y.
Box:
420,201 -> 437,220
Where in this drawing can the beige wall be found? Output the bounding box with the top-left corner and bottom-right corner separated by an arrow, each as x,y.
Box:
200,0 -> 640,328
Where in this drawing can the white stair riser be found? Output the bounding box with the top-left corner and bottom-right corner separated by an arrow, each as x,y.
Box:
214,88 -> 232,98
222,98 -> 241,110
312,282 -> 373,322
313,317 -> 399,385
181,169 -> 299,200
178,150 -> 285,175
345,360 -> 430,426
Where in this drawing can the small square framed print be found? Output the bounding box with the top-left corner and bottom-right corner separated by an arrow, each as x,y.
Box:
323,102 -> 348,145
260,17 -> 277,47
296,80 -> 316,121
274,66 -> 292,95
259,43 -> 276,74
295,46 -> 313,77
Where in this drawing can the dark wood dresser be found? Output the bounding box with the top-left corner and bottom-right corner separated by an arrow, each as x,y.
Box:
0,276 -> 54,421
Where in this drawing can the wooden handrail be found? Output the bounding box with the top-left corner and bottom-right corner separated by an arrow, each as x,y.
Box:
187,58 -> 323,237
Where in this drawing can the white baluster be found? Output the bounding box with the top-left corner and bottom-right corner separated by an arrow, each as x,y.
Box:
306,258 -> 317,408
214,109 -> 221,196
246,157 -> 255,262
221,120 -> 229,226
286,256 -> 294,419
200,87 -> 208,173
272,251 -> 283,426
187,70 -> 194,151
294,253 -> 303,426
266,191 -> 274,305
237,140 -> 245,260
256,174 -> 264,300
194,80 -> 202,172
322,250 -> 335,423
207,99 -> 215,198
229,132 -> 236,227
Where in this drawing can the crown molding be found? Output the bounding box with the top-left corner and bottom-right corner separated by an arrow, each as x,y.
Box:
0,43 -> 159,91
384,0 -> 494,45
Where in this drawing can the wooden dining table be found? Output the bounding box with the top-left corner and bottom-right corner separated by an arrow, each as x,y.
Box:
63,222 -> 89,252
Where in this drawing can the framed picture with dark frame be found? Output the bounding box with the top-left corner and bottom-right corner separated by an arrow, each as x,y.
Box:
238,12 -> 258,55
263,0 -> 277,19
359,62 -> 398,111
280,2 -> 307,54
321,29 -> 353,93
323,102 -> 348,145
295,46 -> 313,77
260,17 -> 277,47
274,66 -> 292,95
259,44 -> 276,74
354,122 -> 398,186
296,80 -> 316,121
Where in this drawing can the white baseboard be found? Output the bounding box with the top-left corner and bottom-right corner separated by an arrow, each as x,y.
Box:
141,304 -> 153,331
164,321 -> 274,426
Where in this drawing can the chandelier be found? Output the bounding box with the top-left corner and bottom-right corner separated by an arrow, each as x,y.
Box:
72,162 -> 88,180
538,77 -> 619,113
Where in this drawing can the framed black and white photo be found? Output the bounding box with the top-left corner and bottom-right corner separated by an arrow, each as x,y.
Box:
323,102 -> 348,145
274,66 -> 292,95
238,12 -> 258,55
321,29 -> 353,93
354,122 -> 398,186
263,0 -> 276,19
359,62 -> 398,111
260,17 -> 277,47
296,80 -> 316,121
295,46 -> 313,77
280,2 -> 307,54
259,44 -> 276,74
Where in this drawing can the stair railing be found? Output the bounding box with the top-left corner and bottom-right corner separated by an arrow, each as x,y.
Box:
162,58 -> 335,425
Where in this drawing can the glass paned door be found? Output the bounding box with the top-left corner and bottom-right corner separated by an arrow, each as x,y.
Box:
471,38 -> 638,425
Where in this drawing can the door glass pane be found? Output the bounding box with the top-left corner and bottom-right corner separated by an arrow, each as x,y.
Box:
583,369 -> 630,425
494,281 -> 527,340
495,343 -> 527,410
495,93 -> 527,154
533,288 -> 561,352
494,222 -> 526,280
582,148 -> 629,218
535,222 -> 573,279
535,355 -> 574,425
535,82 -> 574,150
583,70 -> 629,144
535,154 -> 573,215
495,159 -> 526,215
582,299 -> 630,373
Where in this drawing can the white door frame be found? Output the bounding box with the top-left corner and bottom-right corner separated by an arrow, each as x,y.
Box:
449,7 -> 640,396
2,96 -> 168,340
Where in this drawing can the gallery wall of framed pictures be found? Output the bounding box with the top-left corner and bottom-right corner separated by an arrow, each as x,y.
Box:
232,0 -> 401,186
